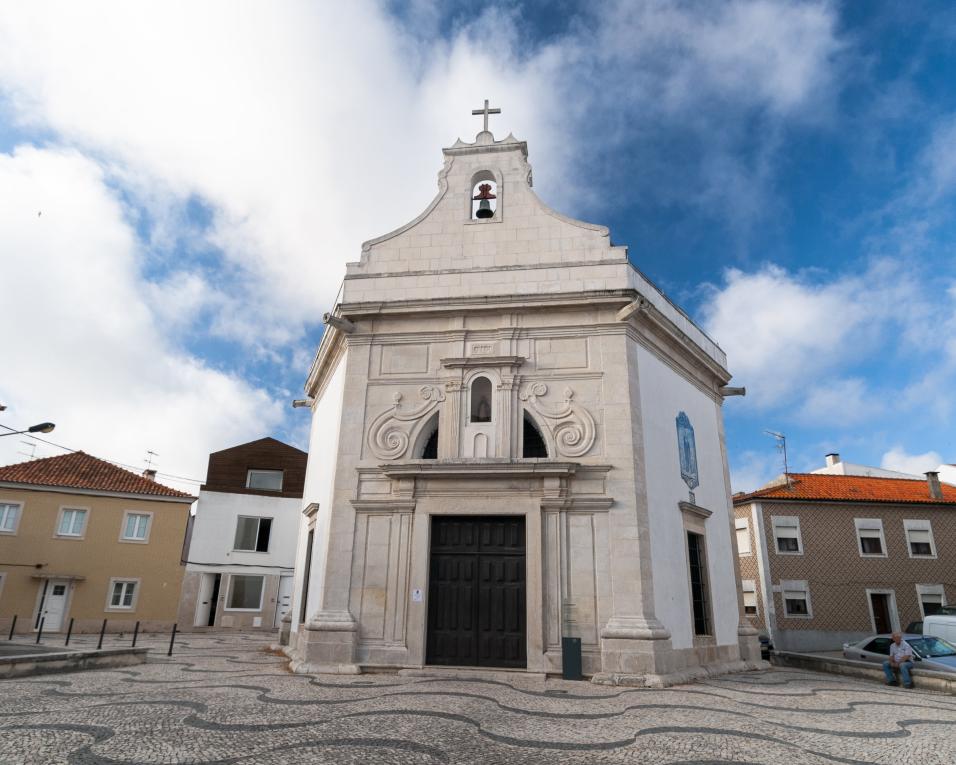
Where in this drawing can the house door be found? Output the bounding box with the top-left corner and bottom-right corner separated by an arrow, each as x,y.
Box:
426,515 -> 526,668
194,573 -> 221,627
870,592 -> 893,633
274,575 -> 293,627
36,580 -> 69,632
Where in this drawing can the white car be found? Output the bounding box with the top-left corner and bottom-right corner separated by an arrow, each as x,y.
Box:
843,633 -> 956,673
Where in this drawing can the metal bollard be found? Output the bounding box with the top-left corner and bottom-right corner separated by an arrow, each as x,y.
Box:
132,621 -> 140,648
96,618 -> 107,650
65,618 -> 74,646
36,618 -> 45,644
8,615 -> 16,640
167,623 -> 178,656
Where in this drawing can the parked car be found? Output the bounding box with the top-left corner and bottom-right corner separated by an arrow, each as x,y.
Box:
843,633 -> 956,673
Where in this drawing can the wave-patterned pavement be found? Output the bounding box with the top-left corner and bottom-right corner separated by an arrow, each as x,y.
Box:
2,631 -> 955,764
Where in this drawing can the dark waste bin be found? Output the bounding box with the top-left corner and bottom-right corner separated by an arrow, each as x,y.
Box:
561,636 -> 582,680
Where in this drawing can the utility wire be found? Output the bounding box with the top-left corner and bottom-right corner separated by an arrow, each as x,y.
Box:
0,423 -> 205,485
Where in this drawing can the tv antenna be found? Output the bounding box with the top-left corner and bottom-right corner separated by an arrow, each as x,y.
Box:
19,441 -> 36,460
145,450 -> 159,470
764,430 -> 792,488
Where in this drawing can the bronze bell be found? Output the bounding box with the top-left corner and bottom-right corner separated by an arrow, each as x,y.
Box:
473,182 -> 496,219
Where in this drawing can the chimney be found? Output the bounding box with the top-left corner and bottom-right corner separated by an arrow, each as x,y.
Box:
825,453 -> 841,467
143,469 -> 157,482
925,471 -> 943,500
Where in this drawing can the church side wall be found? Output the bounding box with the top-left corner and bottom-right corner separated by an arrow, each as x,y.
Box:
290,351 -> 348,639
636,344 -> 738,652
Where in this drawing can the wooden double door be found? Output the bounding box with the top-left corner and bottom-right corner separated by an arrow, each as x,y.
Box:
426,515 -> 526,668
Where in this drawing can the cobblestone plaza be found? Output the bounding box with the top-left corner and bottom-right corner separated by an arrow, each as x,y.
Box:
2,631 -> 955,764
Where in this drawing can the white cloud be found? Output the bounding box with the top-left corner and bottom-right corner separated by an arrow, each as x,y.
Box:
0,146 -> 282,488
880,447 -> 942,476
796,377 -> 885,426
700,264 -> 876,406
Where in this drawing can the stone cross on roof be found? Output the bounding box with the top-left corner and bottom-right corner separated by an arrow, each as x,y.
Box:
471,99 -> 501,133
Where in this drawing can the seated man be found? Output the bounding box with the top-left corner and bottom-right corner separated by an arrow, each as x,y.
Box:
882,632 -> 914,688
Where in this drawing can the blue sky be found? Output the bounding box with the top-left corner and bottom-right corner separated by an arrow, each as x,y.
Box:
1,1 -> 955,492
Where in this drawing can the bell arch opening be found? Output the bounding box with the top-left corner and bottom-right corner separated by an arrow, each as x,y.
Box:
416,413 -> 439,459
470,170 -> 498,220
470,376 -> 493,422
522,412 -> 549,458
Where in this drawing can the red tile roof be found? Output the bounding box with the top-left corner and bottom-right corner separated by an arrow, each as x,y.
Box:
734,473 -> 956,506
0,451 -> 195,500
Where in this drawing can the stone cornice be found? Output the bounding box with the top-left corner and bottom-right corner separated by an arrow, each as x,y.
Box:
338,290 -> 633,318
380,460 -> 585,480
679,500 -> 713,519
540,496 -> 614,511
440,355 -> 525,369
350,499 -> 417,513
343,257 -> 628,282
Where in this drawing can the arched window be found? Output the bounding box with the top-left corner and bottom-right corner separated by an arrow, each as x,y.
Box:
522,413 -> 548,458
470,377 -> 492,422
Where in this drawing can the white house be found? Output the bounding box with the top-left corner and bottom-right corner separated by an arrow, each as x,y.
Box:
178,437 -> 307,631
286,109 -> 761,685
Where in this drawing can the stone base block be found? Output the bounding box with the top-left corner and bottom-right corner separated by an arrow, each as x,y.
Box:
287,612 -> 361,675
592,657 -> 768,688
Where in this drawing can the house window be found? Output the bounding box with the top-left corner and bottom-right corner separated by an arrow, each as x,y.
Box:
782,580 -> 812,618
246,469 -> 283,491
121,512 -> 151,541
687,531 -> 711,636
0,502 -> 21,534
917,584 -> 945,617
904,520 -> 936,558
234,516 -> 272,552
227,574 -> 264,610
57,508 -> 88,537
109,580 -> 137,609
771,516 -> 802,554
735,518 -> 751,556
741,579 -> 758,616
855,518 -> 886,557
470,377 -> 493,422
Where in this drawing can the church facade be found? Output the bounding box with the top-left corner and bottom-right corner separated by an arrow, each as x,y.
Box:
286,112 -> 762,685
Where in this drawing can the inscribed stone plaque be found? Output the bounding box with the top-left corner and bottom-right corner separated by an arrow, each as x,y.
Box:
381,344 -> 429,374
536,337 -> 588,369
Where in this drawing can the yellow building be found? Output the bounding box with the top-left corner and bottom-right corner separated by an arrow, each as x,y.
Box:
0,451 -> 195,634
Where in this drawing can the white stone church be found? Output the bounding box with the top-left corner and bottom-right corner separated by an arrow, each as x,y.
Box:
286,105 -> 762,685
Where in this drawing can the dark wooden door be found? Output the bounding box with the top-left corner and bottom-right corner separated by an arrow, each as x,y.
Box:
870,593 -> 892,633
426,516 -> 526,668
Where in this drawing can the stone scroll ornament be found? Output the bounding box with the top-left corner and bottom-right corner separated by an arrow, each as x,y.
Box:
367,386 -> 445,460
519,383 -> 596,458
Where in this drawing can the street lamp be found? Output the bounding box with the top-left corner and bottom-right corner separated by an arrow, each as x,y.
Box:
0,422 -> 56,437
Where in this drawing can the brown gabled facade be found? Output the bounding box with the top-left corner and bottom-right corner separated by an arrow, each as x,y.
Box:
201,437 -> 307,498
734,471 -> 956,651
0,452 -> 195,634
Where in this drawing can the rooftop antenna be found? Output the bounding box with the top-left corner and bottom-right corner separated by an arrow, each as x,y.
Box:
764,430 -> 792,489
145,450 -> 159,471
18,440 -> 36,460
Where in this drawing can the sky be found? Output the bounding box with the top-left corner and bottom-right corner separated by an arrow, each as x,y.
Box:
1,1 -> 955,494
